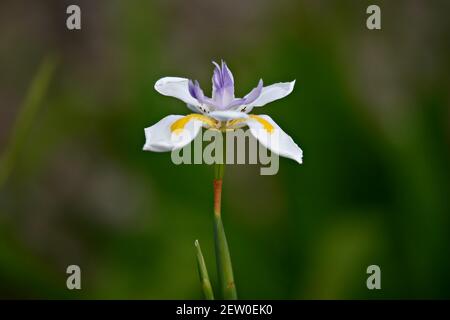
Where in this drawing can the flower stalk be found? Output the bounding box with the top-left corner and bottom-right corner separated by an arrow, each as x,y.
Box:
213,162 -> 237,300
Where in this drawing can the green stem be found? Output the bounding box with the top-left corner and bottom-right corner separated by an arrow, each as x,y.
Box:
213,163 -> 237,299
194,240 -> 214,300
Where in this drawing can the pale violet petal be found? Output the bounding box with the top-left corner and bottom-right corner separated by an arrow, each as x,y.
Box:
226,79 -> 263,110
242,79 -> 263,105
245,114 -> 303,164
188,80 -> 214,113
154,77 -> 201,107
143,115 -> 203,152
211,61 -> 235,109
247,80 -> 296,108
209,111 -> 249,122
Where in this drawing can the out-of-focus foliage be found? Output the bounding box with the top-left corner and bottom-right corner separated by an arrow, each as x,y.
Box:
0,0 -> 449,299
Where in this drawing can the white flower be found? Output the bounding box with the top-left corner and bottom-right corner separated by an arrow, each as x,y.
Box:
143,61 -> 303,164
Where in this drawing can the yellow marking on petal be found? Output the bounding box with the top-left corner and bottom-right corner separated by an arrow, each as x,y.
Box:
249,115 -> 274,133
170,114 -> 217,133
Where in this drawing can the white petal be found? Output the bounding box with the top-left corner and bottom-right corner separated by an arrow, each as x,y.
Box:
247,80 -> 295,108
245,114 -> 303,164
143,115 -> 203,152
209,110 -> 249,121
154,77 -> 200,107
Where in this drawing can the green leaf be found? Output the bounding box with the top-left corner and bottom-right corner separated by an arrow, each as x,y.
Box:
195,240 -> 214,300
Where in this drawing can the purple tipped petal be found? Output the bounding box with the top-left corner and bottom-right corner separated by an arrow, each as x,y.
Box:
212,61 -> 234,89
188,79 -> 197,98
188,79 -> 206,101
221,60 -> 234,87
212,62 -> 221,90
225,98 -> 246,109
222,79 -> 263,110
211,60 -> 235,109
188,62 -> 263,112
188,79 -> 217,112
242,79 -> 263,105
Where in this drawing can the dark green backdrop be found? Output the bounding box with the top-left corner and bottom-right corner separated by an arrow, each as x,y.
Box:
0,0 -> 449,299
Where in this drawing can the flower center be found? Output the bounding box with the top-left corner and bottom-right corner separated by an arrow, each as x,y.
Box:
171,114 -> 275,134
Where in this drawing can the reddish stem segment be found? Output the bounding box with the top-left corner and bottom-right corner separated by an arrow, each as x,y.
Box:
214,179 -> 223,218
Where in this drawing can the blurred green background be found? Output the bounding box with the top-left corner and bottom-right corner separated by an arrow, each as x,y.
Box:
0,0 -> 449,299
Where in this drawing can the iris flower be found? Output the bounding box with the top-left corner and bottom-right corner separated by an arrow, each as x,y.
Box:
143,61 -> 303,300
143,60 -> 303,164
